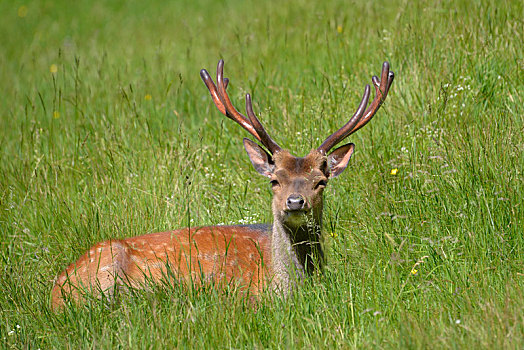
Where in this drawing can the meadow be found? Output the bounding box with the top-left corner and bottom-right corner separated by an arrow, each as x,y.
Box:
0,0 -> 522,348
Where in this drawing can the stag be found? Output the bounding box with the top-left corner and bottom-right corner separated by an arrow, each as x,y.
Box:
51,60 -> 394,309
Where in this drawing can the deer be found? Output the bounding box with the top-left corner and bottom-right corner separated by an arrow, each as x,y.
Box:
51,60 -> 394,309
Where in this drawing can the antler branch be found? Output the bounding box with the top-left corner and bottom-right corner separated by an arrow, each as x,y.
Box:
200,60 -> 281,154
317,62 -> 394,154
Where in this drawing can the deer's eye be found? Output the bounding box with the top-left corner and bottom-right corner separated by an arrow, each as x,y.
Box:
270,179 -> 280,187
315,180 -> 327,189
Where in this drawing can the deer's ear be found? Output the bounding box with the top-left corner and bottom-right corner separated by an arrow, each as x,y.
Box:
243,138 -> 274,177
327,143 -> 355,178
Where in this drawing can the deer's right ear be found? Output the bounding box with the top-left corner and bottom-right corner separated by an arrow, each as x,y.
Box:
243,138 -> 274,177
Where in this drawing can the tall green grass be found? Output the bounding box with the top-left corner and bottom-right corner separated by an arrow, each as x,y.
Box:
1,0 -> 522,347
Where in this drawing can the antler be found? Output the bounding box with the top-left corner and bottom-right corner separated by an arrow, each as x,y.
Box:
317,62 -> 394,154
200,60 -> 282,154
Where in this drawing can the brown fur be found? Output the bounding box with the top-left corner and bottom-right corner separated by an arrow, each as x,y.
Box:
51,226 -> 271,309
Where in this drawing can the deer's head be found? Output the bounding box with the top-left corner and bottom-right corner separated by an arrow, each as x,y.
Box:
201,60 -> 394,228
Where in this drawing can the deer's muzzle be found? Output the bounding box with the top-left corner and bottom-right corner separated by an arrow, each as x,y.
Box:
286,194 -> 306,211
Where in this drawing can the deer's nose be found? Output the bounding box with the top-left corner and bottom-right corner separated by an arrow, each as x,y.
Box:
286,194 -> 305,211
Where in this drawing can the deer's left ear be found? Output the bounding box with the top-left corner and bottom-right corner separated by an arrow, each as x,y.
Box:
327,143 -> 355,178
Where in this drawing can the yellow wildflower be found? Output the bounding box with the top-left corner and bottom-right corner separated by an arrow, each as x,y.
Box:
336,25 -> 343,34
18,6 -> 28,18
145,94 -> 152,101
50,64 -> 58,74
53,111 -> 60,119
411,268 -> 418,275
390,168 -> 398,175
330,232 -> 338,238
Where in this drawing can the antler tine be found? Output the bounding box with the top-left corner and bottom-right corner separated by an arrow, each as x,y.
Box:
317,62 -> 394,154
246,94 -> 282,153
200,68 -> 227,115
216,60 -> 266,142
317,85 -> 371,154
200,60 -> 263,144
347,62 -> 394,136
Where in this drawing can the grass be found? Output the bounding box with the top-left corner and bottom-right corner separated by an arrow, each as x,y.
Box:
0,0 -> 522,348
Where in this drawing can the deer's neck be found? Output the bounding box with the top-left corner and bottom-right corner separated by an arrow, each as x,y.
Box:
270,212 -> 323,294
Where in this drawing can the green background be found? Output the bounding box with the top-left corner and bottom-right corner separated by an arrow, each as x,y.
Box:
0,0 -> 522,348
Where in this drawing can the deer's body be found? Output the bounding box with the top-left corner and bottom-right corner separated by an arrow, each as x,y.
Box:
51,225 -> 272,308
51,60 -> 393,309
